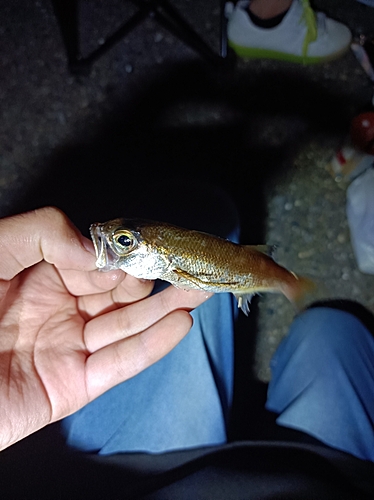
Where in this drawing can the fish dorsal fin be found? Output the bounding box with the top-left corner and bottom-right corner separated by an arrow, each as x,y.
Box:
245,245 -> 275,257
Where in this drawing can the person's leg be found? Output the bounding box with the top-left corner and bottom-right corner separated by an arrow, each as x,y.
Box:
249,0 -> 292,19
266,306 -> 374,461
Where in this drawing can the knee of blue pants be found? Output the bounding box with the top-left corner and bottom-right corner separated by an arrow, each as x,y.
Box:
269,307 -> 372,373
266,307 -> 374,461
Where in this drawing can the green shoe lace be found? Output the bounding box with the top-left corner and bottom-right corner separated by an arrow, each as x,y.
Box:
300,0 -> 317,58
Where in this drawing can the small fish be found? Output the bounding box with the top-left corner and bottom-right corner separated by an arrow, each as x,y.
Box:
90,218 -> 315,315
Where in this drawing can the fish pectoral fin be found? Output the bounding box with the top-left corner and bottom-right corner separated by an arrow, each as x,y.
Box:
234,293 -> 255,316
172,269 -> 206,290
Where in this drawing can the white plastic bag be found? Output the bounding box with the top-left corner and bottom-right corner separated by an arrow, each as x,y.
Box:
347,167 -> 374,274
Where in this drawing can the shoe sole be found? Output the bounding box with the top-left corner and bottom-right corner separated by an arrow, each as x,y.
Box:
228,41 -> 351,64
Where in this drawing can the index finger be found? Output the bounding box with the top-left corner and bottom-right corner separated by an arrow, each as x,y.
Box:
84,285 -> 212,352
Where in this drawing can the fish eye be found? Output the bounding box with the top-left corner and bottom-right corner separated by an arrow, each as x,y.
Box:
113,230 -> 137,253
118,235 -> 131,246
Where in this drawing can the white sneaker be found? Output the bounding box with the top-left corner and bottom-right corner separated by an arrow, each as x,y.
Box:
226,0 -> 352,63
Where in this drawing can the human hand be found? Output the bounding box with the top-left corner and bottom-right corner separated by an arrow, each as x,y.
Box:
0,208 -> 210,451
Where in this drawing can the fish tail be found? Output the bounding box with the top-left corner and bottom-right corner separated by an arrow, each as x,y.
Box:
281,272 -> 318,311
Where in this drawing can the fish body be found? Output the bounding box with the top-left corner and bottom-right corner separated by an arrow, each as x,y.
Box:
90,218 -> 313,314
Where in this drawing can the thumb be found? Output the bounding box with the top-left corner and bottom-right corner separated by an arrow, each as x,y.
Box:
0,207 -> 96,280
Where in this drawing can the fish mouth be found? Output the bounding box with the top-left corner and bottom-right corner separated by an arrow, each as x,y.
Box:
90,223 -> 120,271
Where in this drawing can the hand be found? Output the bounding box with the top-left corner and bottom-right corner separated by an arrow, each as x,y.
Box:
0,207 -> 210,451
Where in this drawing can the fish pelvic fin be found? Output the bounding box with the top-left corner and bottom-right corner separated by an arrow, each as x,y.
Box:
234,293 -> 255,316
282,273 -> 318,311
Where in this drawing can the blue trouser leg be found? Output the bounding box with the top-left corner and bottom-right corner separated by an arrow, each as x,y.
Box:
266,307 -> 374,462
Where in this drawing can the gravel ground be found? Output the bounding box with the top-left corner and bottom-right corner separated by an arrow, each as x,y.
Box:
1,0 -> 374,384
256,144 -> 374,380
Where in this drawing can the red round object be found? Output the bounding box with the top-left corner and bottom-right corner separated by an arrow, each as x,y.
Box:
350,112 -> 374,155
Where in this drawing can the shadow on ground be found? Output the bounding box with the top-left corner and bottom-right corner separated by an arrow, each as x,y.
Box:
14,61 -> 350,237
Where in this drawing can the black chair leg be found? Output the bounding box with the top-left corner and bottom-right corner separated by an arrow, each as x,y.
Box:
51,0 -> 82,72
51,0 -> 230,75
144,0 -> 224,64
